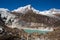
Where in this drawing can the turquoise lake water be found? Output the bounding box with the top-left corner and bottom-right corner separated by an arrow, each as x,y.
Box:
24,29 -> 49,34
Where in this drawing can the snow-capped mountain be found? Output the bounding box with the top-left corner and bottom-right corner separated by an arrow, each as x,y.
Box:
0,5 -> 60,28
12,5 -> 32,14
12,5 -> 60,14
12,5 -> 60,18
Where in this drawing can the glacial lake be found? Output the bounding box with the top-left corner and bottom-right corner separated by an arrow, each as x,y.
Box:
24,29 -> 50,34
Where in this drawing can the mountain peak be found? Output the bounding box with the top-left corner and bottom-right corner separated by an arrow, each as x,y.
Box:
25,5 -> 31,9
12,5 -> 32,14
47,8 -> 60,14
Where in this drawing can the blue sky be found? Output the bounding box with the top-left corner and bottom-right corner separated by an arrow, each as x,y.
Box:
0,0 -> 60,11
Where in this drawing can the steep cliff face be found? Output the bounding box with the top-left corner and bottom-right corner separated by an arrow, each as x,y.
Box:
20,11 -> 60,27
